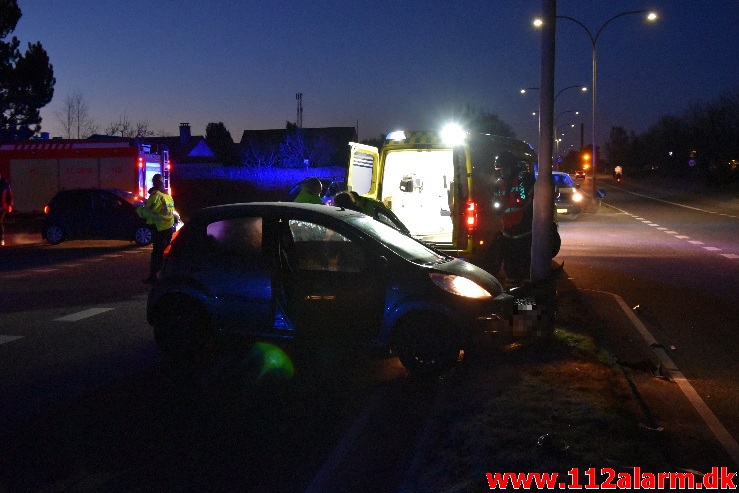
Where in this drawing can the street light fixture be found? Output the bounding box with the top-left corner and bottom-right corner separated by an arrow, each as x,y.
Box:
536,10 -> 658,202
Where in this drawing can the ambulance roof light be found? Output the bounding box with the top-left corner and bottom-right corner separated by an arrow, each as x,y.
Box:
386,130 -> 406,141
441,124 -> 467,146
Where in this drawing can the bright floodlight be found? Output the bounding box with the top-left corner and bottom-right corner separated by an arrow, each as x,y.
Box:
441,124 -> 467,146
581,86 -> 587,92
386,130 -> 406,141
533,18 -> 543,27
647,12 -> 657,21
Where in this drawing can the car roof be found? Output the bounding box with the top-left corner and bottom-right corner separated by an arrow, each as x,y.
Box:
189,202 -> 364,224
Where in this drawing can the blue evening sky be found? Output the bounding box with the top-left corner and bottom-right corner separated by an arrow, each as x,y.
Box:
12,1 -> 739,152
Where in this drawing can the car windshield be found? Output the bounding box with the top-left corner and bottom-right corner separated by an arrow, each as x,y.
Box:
553,174 -> 575,188
345,215 -> 448,264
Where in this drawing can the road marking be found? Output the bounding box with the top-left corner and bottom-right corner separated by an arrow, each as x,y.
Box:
665,231 -> 679,234
306,387 -> 388,493
702,247 -> 721,251
584,289 -> 739,467
614,188 -> 739,219
54,308 -> 113,322
641,220 -> 651,223
31,268 -> 58,273
721,254 -> 739,259
58,264 -> 80,268
676,235 -> 690,239
4,273 -> 28,279
103,254 -> 123,258
0,335 -> 23,345
647,223 -> 659,227
635,217 -> 645,220
657,227 -> 668,230
688,240 -> 705,245
81,258 -> 105,262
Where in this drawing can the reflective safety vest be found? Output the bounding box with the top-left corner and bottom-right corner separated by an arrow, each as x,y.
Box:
137,190 -> 175,231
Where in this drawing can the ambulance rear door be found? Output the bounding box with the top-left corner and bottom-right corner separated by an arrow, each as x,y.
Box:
347,143 -> 379,200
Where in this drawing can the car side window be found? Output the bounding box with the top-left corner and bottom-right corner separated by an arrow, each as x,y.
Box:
205,216 -> 263,258
288,220 -> 366,272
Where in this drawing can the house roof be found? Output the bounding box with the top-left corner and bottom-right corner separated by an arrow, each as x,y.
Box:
145,135 -> 216,163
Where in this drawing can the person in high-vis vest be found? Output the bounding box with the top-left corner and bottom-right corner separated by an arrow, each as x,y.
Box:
294,177 -> 325,205
137,174 -> 175,284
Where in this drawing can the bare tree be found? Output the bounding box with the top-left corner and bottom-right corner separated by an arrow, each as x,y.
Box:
55,93 -> 98,138
104,114 -> 153,138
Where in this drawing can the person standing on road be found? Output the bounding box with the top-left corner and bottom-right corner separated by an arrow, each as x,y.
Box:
294,177 -> 325,205
0,172 -> 13,246
489,152 -> 536,285
137,174 -> 175,284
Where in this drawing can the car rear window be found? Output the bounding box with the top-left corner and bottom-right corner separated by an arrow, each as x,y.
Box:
205,216 -> 263,257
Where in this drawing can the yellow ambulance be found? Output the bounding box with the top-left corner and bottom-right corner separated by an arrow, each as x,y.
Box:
347,126 -> 538,272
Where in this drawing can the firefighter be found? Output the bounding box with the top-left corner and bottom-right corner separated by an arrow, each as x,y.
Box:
0,172 -> 13,246
490,151 -> 536,285
137,174 -> 175,283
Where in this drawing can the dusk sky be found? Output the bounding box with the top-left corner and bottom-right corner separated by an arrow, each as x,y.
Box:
12,1 -> 739,152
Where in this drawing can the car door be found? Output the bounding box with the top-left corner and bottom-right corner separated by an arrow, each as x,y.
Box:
92,190 -> 135,240
278,216 -> 386,346
192,214 -> 276,335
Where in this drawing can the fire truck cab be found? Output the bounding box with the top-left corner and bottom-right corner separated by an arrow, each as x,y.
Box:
347,127 -> 537,271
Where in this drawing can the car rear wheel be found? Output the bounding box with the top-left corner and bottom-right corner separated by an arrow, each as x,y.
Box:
392,313 -> 460,376
153,297 -> 209,359
45,225 -> 64,245
134,226 -> 153,246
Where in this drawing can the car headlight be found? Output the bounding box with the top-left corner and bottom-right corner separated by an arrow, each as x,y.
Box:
429,273 -> 492,298
572,192 -> 583,202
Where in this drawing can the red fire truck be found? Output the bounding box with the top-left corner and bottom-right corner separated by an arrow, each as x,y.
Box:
0,138 -> 170,214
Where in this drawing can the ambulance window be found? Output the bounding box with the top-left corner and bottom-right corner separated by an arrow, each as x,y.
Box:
350,151 -> 374,195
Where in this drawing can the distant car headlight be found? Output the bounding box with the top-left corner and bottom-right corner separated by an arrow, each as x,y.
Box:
429,273 -> 492,298
572,192 -> 583,202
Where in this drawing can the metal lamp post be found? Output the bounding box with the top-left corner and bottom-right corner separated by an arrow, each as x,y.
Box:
554,10 -> 658,203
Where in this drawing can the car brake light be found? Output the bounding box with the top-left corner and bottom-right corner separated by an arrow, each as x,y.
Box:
465,201 -> 477,230
44,205 -> 49,214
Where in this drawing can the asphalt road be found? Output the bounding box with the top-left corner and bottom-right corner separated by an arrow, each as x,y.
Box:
558,175 -> 739,468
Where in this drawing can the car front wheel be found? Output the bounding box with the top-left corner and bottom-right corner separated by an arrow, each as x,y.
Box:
134,226 -> 153,246
392,313 -> 460,376
45,225 -> 64,245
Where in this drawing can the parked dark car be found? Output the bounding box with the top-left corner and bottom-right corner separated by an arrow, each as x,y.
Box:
146,203 -> 544,375
284,178 -> 346,205
42,188 -> 154,245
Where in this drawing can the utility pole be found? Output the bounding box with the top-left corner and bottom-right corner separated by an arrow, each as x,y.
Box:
531,0 -> 556,283
295,93 -> 303,128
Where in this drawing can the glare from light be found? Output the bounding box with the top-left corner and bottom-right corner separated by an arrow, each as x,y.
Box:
430,273 -> 492,298
440,124 -> 467,146
386,130 -> 406,141
533,18 -> 543,27
572,192 -> 583,202
581,86 -> 588,92
647,12 -> 657,21
520,89 -> 527,94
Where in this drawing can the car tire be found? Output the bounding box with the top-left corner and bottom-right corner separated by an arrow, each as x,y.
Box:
152,297 -> 208,359
45,225 -> 65,245
392,313 -> 460,376
134,226 -> 153,246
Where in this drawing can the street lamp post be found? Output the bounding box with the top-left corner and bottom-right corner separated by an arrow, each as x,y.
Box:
554,10 -> 658,203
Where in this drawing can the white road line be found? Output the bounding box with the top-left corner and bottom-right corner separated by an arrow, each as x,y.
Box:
641,220 -> 651,223
703,247 -> 721,251
54,308 -> 113,322
58,264 -> 80,268
635,217 -> 645,220
688,240 -> 705,245
721,254 -> 739,259
584,289 -> 739,467
103,254 -> 123,258
676,235 -> 690,239
31,269 -> 58,273
0,335 -> 23,345
614,188 -> 739,219
665,231 -> 679,234
647,224 -> 659,227
657,227 -> 668,230
80,258 -> 104,262
305,387 -> 388,493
